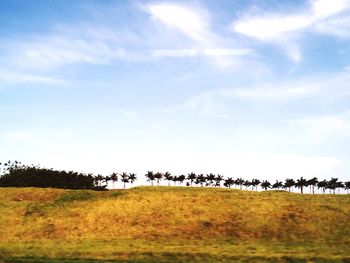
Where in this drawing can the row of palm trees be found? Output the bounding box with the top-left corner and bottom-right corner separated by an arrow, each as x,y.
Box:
99,171 -> 350,194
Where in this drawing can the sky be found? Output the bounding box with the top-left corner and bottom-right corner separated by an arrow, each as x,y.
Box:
1,0 -> 350,183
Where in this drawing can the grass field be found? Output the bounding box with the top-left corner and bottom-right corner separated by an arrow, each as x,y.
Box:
0,186 -> 349,262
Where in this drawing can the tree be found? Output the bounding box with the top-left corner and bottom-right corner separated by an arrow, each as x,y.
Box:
307,177 -> 318,194
154,172 -> 163,186
261,180 -> 271,191
177,174 -> 186,185
295,177 -> 307,194
215,174 -> 224,187
235,178 -> 244,190
206,173 -> 216,187
251,179 -> 260,191
243,179 -> 251,190
129,173 -> 137,188
163,172 -> 172,186
172,175 -> 178,186
120,172 -> 129,189
284,178 -> 295,192
187,172 -> 197,186
110,172 -> 118,189
272,180 -> 283,190
195,174 -> 206,187
223,177 -> 234,188
145,171 -> 155,186
327,177 -> 340,194
345,181 -> 350,194
317,179 -> 328,194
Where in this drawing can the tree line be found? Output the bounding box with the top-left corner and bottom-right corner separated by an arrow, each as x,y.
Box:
1,161 -> 350,194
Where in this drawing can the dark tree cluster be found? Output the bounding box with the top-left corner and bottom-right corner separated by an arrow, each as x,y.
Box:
0,161 -> 97,190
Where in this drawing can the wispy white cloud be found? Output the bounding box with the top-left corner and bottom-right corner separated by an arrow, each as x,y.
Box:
13,33 -> 138,70
290,111 -> 350,142
0,70 -> 63,84
232,0 -> 350,61
147,3 -> 213,45
152,48 -> 252,58
174,69 -> 350,120
145,2 -> 254,68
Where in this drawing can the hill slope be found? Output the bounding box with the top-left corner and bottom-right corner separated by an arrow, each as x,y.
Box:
0,186 -> 349,262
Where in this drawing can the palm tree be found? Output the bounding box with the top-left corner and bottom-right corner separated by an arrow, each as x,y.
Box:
295,177 -> 307,194
172,175 -> 178,186
95,174 -> 104,187
154,172 -> 163,186
215,174 -> 224,187
120,172 -> 129,189
103,175 -> 111,188
145,171 -> 155,186
163,172 -> 172,186
206,173 -> 216,187
177,174 -> 186,185
284,178 -> 295,192
223,177 -> 234,188
243,179 -> 251,190
272,180 -> 283,190
345,181 -> 350,194
327,177 -> 339,194
235,178 -> 244,190
308,177 -> 318,194
251,179 -> 260,191
128,173 -> 137,187
261,180 -> 271,191
317,179 -> 328,194
110,172 -> 118,189
187,172 -> 197,186
195,174 -> 206,187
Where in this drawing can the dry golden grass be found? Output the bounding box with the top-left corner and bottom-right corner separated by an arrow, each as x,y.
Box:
0,186 -> 349,262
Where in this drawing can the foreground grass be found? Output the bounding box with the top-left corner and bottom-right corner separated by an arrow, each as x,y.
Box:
0,186 -> 349,262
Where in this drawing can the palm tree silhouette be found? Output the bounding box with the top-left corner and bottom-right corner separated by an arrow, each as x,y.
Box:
177,174 -> 186,185
235,178 -> 244,190
327,177 -> 340,194
154,172 -> 163,186
110,172 -> 118,189
284,178 -> 295,192
261,180 -> 271,191
251,179 -> 260,191
272,180 -> 283,190
215,174 -> 224,187
120,172 -> 129,189
206,173 -> 216,187
308,177 -> 318,194
345,181 -> 350,194
195,174 -> 206,187
163,172 -> 172,186
145,171 -> 155,186
317,179 -> 328,194
128,173 -> 137,188
187,172 -> 197,186
295,177 -> 307,194
223,177 -> 234,188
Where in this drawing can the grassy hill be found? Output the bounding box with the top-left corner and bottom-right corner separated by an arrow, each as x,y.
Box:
0,186 -> 349,262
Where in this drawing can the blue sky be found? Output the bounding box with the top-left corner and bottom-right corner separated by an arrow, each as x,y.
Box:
1,0 -> 350,182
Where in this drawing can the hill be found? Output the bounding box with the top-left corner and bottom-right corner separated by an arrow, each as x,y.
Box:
0,186 -> 349,262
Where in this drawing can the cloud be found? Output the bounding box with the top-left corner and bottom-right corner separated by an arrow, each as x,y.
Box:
174,69 -> 350,120
145,2 -> 254,68
152,48 -> 252,58
0,70 -> 63,84
232,0 -> 350,61
14,33 -> 137,69
147,3 -> 212,44
290,112 -> 350,141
